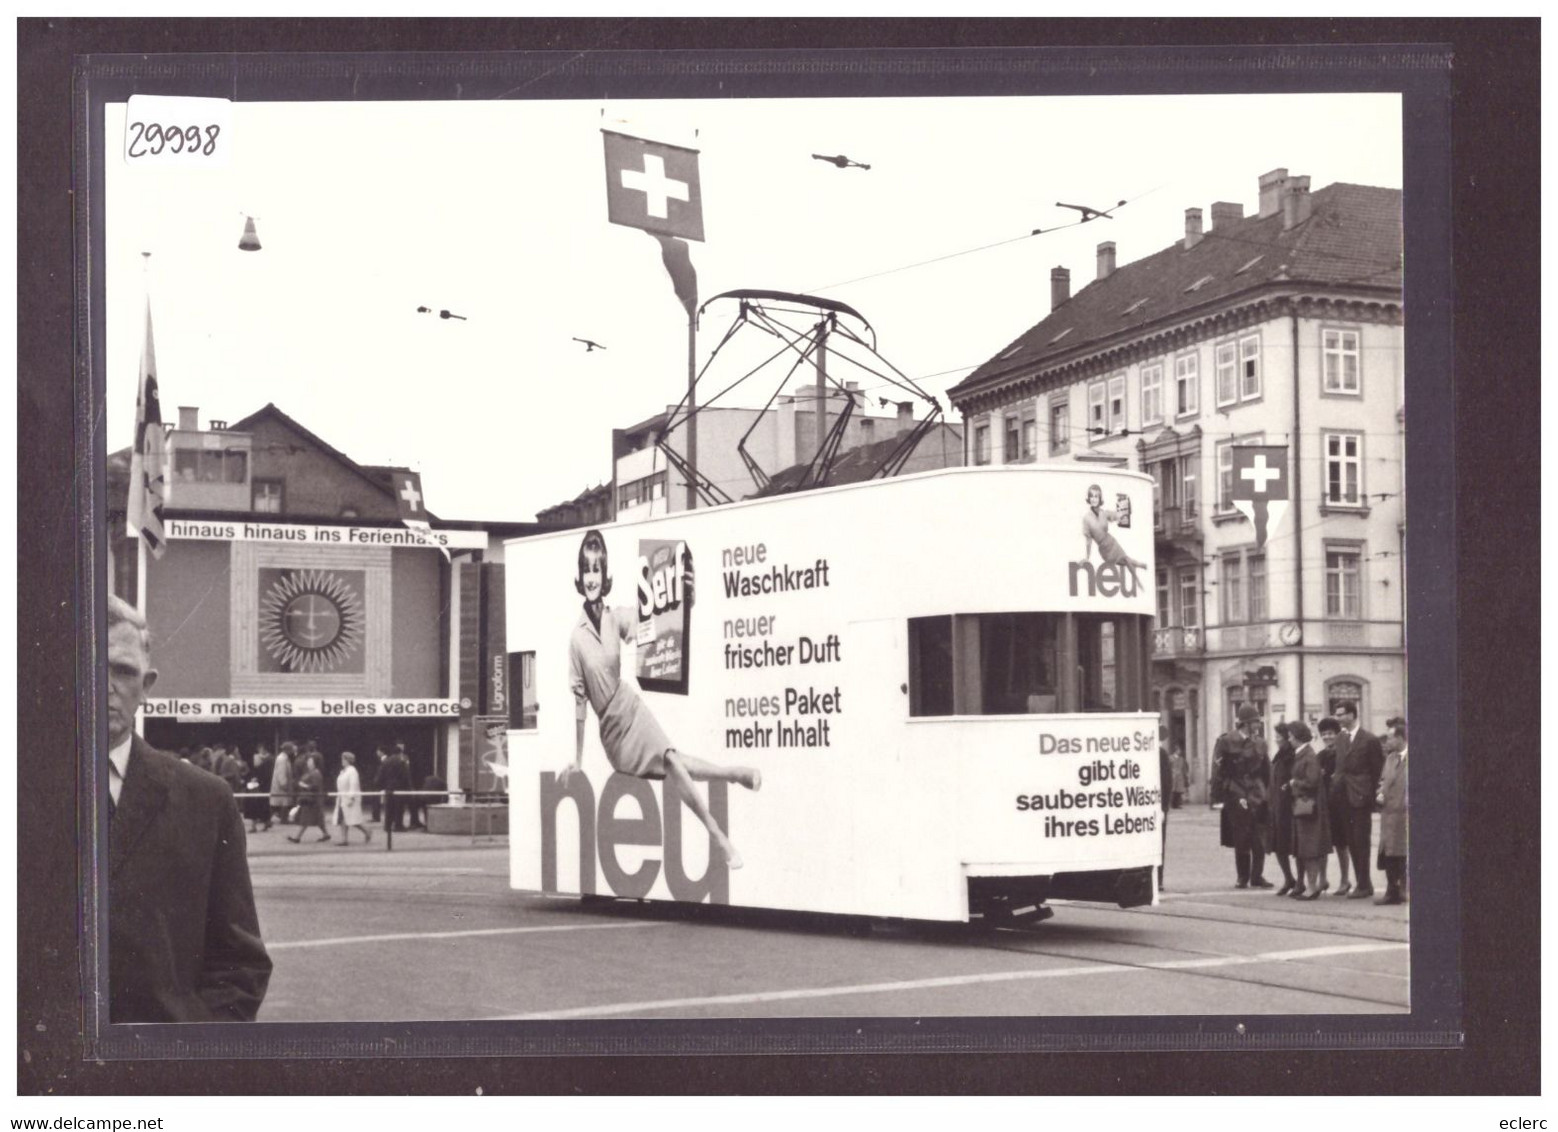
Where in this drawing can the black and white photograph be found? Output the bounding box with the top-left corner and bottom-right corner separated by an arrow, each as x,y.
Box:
18,22 -> 1541,1106
97,80 -> 1424,1028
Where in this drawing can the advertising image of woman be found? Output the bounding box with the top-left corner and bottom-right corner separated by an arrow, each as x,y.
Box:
564,530 -> 762,868
1077,483 -> 1149,584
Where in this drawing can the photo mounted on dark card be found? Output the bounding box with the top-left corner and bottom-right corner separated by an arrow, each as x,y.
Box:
60,41 -> 1466,1066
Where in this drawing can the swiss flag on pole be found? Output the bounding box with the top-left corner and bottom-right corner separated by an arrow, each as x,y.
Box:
603,130 -> 705,242
1230,445 -> 1290,549
393,471 -> 449,560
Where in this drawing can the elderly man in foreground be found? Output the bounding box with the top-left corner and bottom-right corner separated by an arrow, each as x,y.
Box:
105,593 -> 271,1022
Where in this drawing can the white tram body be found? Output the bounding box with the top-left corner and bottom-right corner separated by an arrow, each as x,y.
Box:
504,466 -> 1161,922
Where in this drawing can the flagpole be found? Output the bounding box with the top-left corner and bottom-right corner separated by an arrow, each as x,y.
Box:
686,312 -> 697,511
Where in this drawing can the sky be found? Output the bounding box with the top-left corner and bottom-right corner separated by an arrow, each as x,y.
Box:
106,93 -> 1403,523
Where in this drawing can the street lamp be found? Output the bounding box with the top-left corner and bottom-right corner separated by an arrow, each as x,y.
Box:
238,216 -> 262,252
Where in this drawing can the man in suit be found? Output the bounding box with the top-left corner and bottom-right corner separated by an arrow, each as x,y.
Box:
1375,716 -> 1409,905
376,742 -> 411,831
1332,702 -> 1385,899
1212,704 -> 1273,890
106,594 -> 271,1022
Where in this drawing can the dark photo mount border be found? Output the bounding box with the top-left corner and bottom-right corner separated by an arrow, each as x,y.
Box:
17,19 -> 1537,1095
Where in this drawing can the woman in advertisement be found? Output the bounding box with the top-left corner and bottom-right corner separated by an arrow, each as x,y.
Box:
564,530 -> 762,869
1077,483 -> 1149,583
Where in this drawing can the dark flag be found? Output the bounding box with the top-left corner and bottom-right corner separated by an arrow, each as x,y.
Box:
126,300 -> 167,560
1230,445 -> 1290,549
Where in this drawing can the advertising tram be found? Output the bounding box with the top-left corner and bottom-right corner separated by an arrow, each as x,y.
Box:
503,465 -> 1161,925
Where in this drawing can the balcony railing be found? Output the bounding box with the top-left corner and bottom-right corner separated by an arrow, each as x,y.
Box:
1152,625 -> 1203,657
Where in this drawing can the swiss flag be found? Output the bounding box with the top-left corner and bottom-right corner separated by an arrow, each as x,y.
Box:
1230,445 -> 1289,549
394,472 -> 427,521
393,471 -> 449,560
602,130 -> 705,242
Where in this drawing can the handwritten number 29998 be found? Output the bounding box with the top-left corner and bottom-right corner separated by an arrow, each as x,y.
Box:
127,122 -> 220,158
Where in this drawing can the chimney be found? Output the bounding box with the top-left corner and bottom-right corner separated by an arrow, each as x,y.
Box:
210,419 -> 227,431
1050,266 -> 1071,311
896,401 -> 915,435
1183,208 -> 1203,250
1282,174 -> 1312,229
1258,168 -> 1289,218
178,406 -> 199,431
1210,201 -> 1243,230
1096,241 -> 1116,280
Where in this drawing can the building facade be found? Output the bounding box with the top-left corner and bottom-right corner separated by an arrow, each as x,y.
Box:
608,382 -> 931,521
110,403 -> 546,798
948,170 -> 1405,800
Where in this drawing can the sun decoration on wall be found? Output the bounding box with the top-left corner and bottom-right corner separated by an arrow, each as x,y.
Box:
259,569 -> 366,673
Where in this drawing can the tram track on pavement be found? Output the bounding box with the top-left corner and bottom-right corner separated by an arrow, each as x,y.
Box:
1052,898 -> 1409,946
973,926 -> 1409,1011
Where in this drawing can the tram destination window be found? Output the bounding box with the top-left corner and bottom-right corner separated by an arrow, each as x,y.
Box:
908,611 -> 1146,716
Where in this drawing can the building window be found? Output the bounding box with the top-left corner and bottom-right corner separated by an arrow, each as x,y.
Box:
1179,568 -> 1199,628
1049,398 -> 1070,454
1322,327 -> 1361,395
1141,363 -> 1164,427
1227,683 -> 1269,732
1216,434 -> 1265,513
1089,375 -> 1126,441
1216,334 -> 1262,407
1175,352 -> 1199,417
1156,568 -> 1171,625
618,471 -> 667,510
1325,677 -> 1364,718
1248,553 -> 1267,622
1020,414 -> 1037,461
1150,463 -> 1164,528
1324,544 -> 1364,619
1222,553 -> 1244,623
1324,431 -> 1364,506
176,446 -> 249,485
1004,414 -> 1021,463
1221,549 -> 1267,624
1240,334 -> 1262,400
1087,381 -> 1107,438
973,421 -> 991,465
1216,341 -> 1239,407
252,478 -> 284,513
1181,455 -> 1198,520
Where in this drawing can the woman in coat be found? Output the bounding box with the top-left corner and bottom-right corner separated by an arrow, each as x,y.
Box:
332,751 -> 372,845
244,746 -> 274,833
270,741 -> 295,826
1267,723 -> 1298,895
287,754 -> 332,844
1286,721 -> 1332,900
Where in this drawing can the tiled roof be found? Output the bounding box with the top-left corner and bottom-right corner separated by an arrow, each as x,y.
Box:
949,182 -> 1401,402
227,403 -> 439,518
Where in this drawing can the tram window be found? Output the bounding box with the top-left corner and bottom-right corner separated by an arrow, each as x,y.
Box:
911,612 -> 1146,716
1076,616 -> 1118,711
907,616 -> 954,717
977,612 -> 1059,715
1076,613 -> 1148,712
